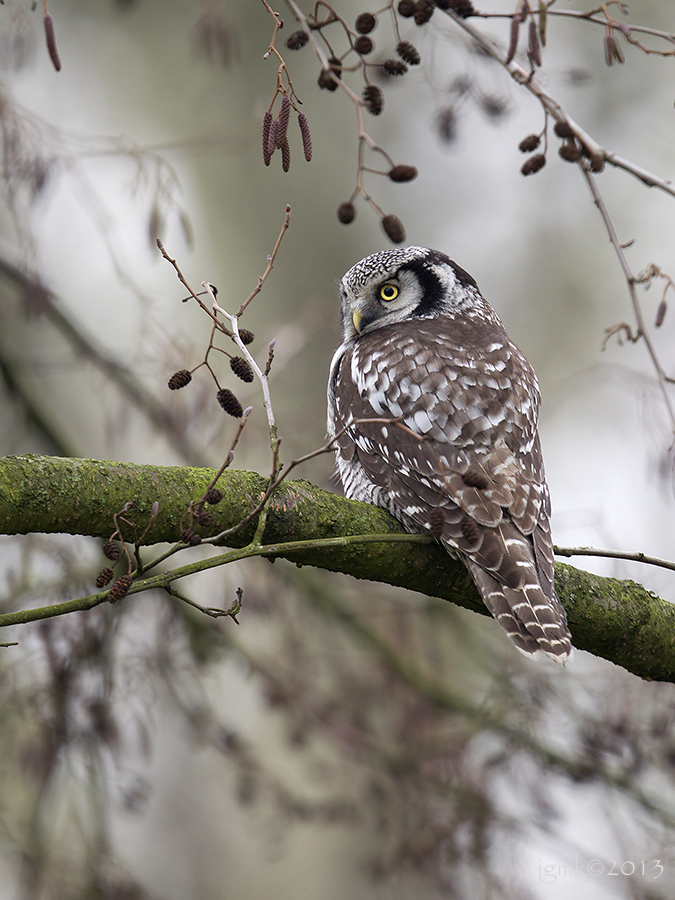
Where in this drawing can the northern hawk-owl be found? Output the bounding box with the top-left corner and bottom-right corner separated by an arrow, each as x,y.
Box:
327,247 -> 572,661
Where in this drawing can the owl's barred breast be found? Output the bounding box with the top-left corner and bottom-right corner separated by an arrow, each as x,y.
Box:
327,247 -> 572,661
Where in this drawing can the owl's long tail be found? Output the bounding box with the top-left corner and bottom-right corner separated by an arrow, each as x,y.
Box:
465,559 -> 573,661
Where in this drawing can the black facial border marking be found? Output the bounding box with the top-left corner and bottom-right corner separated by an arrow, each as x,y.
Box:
399,258 -> 446,319
399,250 -> 480,319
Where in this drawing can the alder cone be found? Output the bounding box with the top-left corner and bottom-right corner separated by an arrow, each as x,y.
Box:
355,12 -> 376,34
338,202 -> 356,224
521,153 -> 546,175
389,165 -> 418,182
217,388 -> 243,417
381,214 -> 406,243
518,134 -> 540,153
109,575 -> 132,603
168,369 -> 192,390
397,0 -> 416,17
363,85 -> 383,115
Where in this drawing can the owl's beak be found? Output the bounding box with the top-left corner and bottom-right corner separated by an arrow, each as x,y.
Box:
352,308 -> 364,333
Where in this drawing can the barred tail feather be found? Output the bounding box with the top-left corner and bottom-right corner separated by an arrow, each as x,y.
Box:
466,561 -> 573,662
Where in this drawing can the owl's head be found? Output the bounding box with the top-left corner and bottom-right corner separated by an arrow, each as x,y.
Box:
338,246 -> 481,340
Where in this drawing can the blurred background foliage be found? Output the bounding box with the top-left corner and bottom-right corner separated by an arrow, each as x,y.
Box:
1,0 -> 675,897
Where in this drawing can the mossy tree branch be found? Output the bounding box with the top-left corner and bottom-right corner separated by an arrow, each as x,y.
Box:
0,454 -> 674,683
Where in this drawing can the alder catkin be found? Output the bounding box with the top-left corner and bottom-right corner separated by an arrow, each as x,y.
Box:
528,18 -> 541,67
396,41 -> 420,65
505,17 -> 520,65
262,111 -> 273,165
388,165 -> 418,182
44,14 -> 62,71
355,12 -> 376,34
397,0 -> 416,17
382,58 -> 407,76
286,30 -> 309,50
338,202 -> 356,224
521,153 -> 546,175
656,299 -> 667,328
519,134 -> 541,153
280,137 -> 291,172
276,95 -> 291,148
267,119 -> 278,159
354,36 -> 373,55
414,0 -> 434,26
96,567 -> 114,588
559,142 -> 582,162
204,487 -> 223,505
103,541 -> 122,561
298,112 -> 312,161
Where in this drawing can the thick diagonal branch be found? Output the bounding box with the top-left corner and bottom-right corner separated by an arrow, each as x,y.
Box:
0,454 -> 674,682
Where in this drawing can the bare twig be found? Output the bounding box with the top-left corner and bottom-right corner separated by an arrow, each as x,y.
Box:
554,545 -> 675,575
237,204 -> 291,317
542,7 -> 675,57
198,412 -> 251,502
0,531 -> 434,630
208,285 -> 278,440
43,0 -> 61,72
579,164 -> 675,434
157,240 -> 231,336
165,584 -> 243,622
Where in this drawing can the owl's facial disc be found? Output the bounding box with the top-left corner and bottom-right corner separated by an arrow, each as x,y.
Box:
347,268 -> 426,336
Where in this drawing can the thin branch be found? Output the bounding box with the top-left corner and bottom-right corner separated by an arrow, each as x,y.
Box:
164,584 -> 243,622
578,164 -> 675,434
541,8 -> 675,55
555,545 -> 675,575
236,204 -> 292,317
196,412 -> 251,504
0,532 -> 433,630
157,240 -> 231,336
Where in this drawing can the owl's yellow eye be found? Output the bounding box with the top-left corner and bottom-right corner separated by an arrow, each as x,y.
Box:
379,284 -> 399,302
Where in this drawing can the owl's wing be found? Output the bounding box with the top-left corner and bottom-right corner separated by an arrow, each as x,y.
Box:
330,319 -> 571,659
